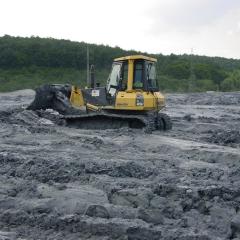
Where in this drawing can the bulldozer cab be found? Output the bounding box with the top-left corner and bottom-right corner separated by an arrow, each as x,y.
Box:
106,55 -> 158,97
69,55 -> 165,112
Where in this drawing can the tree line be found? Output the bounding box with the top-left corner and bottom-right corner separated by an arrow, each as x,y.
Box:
0,35 -> 239,92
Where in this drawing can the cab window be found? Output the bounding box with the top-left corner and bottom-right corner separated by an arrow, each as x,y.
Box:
146,62 -> 157,89
107,63 -> 121,96
120,62 -> 128,90
133,62 -> 143,89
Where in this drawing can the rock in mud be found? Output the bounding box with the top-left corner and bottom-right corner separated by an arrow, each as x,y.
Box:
109,188 -> 153,208
85,205 -> 109,218
137,208 -> 164,225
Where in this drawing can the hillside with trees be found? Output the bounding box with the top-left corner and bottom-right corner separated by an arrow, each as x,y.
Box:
0,35 -> 240,92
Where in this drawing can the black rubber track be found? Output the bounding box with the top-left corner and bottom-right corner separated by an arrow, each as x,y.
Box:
158,112 -> 172,130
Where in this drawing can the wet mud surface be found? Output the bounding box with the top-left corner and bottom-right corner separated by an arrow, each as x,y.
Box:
0,90 -> 240,240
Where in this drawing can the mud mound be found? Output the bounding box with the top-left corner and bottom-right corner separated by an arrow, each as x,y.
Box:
206,130 -> 240,147
0,108 -> 58,126
85,161 -> 154,179
10,110 -> 54,126
0,108 -> 23,123
188,92 -> 240,105
167,92 -> 240,105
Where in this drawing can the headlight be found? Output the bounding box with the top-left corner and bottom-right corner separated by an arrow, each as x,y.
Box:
136,94 -> 144,106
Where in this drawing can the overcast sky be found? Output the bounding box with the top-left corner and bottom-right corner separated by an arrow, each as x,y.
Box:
1,0 -> 240,59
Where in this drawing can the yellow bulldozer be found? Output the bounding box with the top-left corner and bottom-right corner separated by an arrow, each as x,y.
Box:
28,55 -> 172,132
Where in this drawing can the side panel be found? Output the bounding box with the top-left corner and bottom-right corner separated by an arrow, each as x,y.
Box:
82,87 -> 109,106
154,92 -> 165,110
115,91 -> 157,110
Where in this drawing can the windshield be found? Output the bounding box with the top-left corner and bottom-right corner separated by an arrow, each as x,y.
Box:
146,62 -> 157,89
107,63 -> 121,96
133,62 -> 144,89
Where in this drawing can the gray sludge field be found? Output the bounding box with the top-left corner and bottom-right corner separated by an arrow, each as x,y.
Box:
0,89 -> 240,240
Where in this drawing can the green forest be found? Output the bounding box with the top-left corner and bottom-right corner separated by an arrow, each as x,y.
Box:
0,35 -> 240,92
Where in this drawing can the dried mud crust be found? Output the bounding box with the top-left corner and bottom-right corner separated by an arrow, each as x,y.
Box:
0,90 -> 240,240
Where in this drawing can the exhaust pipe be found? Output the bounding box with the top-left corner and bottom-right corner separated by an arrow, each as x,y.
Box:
90,64 -> 95,89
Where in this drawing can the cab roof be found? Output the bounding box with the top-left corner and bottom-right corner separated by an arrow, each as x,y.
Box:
114,55 -> 157,62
